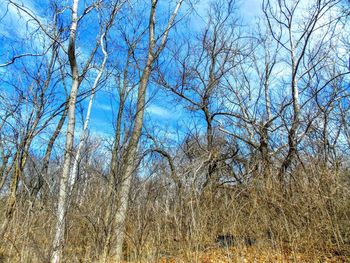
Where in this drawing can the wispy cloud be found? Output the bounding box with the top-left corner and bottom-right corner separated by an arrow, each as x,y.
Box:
0,0 -> 46,38
147,104 -> 173,119
94,101 -> 112,112
0,0 -> 49,68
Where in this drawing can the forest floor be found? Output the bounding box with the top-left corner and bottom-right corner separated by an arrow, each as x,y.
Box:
153,246 -> 350,263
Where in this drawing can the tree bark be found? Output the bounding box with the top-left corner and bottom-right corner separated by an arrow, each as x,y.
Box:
68,33 -> 108,194
31,107 -> 68,199
110,1 -> 184,260
51,0 -> 79,261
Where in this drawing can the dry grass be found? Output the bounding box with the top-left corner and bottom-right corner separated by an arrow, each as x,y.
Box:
156,246 -> 349,263
1,164 -> 350,262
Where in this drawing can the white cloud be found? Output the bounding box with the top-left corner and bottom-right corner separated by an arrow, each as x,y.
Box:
147,104 -> 173,119
1,0 -> 46,38
0,0 -> 49,67
94,101 -> 112,112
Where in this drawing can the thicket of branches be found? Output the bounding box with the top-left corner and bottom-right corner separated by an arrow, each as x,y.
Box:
0,0 -> 350,262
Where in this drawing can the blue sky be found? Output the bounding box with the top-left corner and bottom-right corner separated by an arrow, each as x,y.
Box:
82,0 -> 261,140
1,0 -> 349,161
0,0 -> 262,152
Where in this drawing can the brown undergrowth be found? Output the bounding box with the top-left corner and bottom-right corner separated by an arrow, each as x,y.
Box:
1,165 -> 350,262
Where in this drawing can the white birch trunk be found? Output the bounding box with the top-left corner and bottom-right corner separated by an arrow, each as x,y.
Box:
51,0 -> 79,262
68,33 -> 108,194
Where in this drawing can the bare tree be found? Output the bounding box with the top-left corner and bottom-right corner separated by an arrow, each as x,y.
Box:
0,30 -> 63,236
157,0 -> 243,188
262,0 -> 346,180
0,0 -> 349,262
104,0 -> 185,261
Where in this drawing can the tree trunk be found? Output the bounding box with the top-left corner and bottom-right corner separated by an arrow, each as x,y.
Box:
51,0 -> 79,261
279,64 -> 300,183
109,1 -> 183,260
31,107 -> 68,199
68,33 -> 108,194
112,63 -> 152,261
